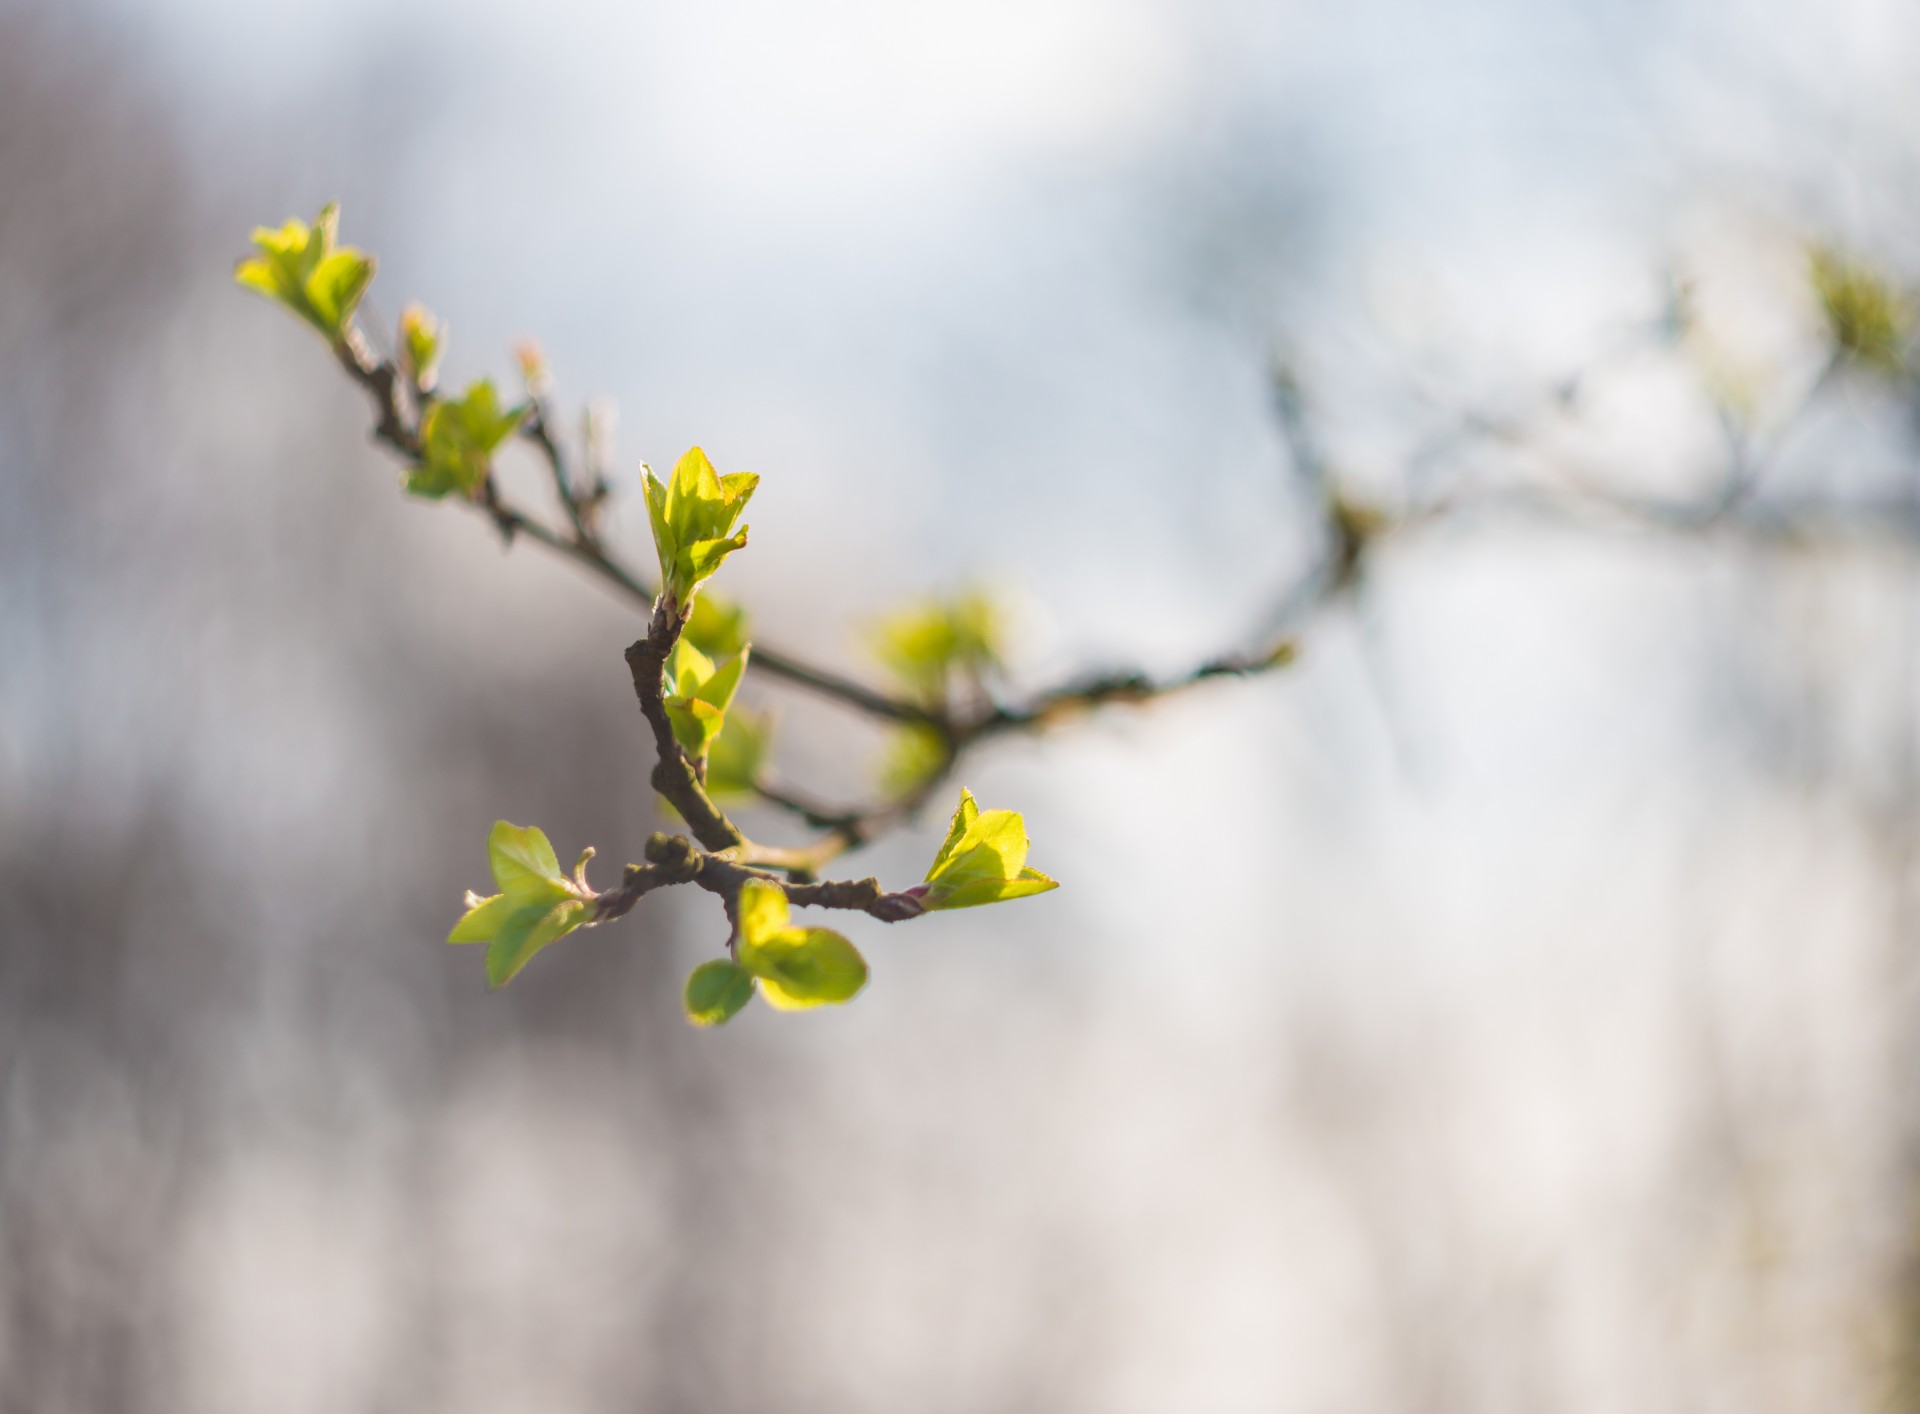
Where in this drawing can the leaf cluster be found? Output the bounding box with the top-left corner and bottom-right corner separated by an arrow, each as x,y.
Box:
408,379 -> 528,499
869,591 -> 1003,705
663,639 -> 750,763
685,881 -> 869,1025
643,446 -> 757,609
448,822 -> 597,988
234,204 -> 374,343
1810,246 -> 1910,375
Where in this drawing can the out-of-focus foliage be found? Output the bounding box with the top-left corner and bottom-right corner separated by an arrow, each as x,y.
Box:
704,705 -> 771,800
1810,246 -> 1910,374
684,591 -> 751,658
233,203 -> 373,342
398,303 -> 444,393
407,379 -> 527,499
514,338 -> 551,398
868,590 -> 1003,705
878,719 -> 950,795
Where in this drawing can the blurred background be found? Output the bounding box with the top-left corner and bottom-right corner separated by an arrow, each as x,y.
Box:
5,0 -> 1920,1408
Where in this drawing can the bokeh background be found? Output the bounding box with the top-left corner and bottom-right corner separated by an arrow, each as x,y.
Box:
6,0 -> 1920,1408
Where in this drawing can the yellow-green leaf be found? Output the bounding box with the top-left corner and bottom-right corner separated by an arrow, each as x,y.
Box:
920,788 -> 1059,911
307,251 -> 373,335
407,379 -> 528,499
662,640 -> 750,759
733,878 -> 869,1012
667,639 -> 716,698
705,707 -> 771,800
448,891 -> 520,943
736,876 -> 790,943
749,928 -> 869,1010
665,697 -> 725,759
485,897 -> 592,988
933,786 -> 978,865
868,590 -> 1003,705
641,446 -> 757,606
233,204 -> 375,342
877,720 -> 949,795
487,819 -> 567,899
685,593 -> 750,657
684,959 -> 756,1026
695,646 -> 748,712
448,820 -> 597,987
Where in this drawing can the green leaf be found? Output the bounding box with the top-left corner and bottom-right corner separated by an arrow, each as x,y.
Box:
640,446 -> 757,606
665,697 -> 725,759
684,959 -> 756,1026
749,927 -> 870,1010
307,251 -> 374,335
933,786 -> 978,865
667,639 -> 715,698
733,879 -> 869,1012
486,819 -> 566,897
1810,246 -> 1909,374
399,304 -> 444,392
685,593 -> 750,657
485,897 -> 592,988
705,707 -> 771,800
920,788 -> 1059,911
735,875 -> 789,942
868,590 -> 1003,705
877,720 -> 949,795
662,640 -> 750,760
407,379 -> 528,499
234,203 -> 375,342
448,891 -> 522,943
447,820 -> 596,987
695,647 -> 748,713
684,532 -> 748,587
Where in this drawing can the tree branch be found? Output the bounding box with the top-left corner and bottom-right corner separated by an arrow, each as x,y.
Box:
598,831 -> 925,926
623,599 -> 747,853
330,317 -> 1919,888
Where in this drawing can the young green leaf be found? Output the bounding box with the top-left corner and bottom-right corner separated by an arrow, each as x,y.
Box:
734,880 -> 869,1011
399,304 -> 445,393
675,881 -> 872,1026
868,590 -> 1003,705
876,720 -> 949,796
747,928 -> 871,1010
448,820 -> 597,987
684,959 -> 757,1026
661,639 -> 751,761
406,379 -> 528,499
234,204 -> 375,343
918,788 -> 1058,911
685,592 -> 750,657
704,706 -> 772,800
641,446 -> 757,607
